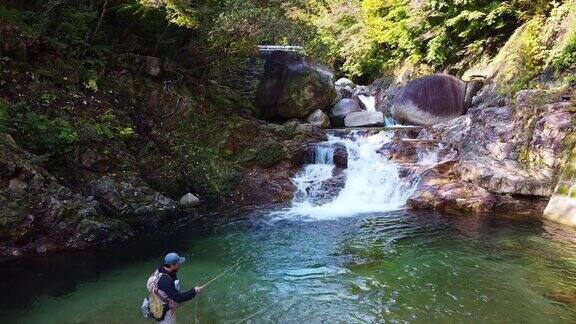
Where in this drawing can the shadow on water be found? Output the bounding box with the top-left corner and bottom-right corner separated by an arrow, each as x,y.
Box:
0,209 -> 252,313
2,207 -> 576,323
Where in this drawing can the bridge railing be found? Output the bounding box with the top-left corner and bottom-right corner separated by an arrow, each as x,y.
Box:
257,45 -> 303,53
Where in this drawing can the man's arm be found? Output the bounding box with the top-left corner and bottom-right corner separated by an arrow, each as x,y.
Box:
157,275 -> 197,303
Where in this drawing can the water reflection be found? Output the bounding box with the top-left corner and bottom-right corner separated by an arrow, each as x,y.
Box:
1,209 -> 576,323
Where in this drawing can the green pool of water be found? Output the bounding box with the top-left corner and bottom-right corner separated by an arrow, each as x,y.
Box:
2,209 -> 576,323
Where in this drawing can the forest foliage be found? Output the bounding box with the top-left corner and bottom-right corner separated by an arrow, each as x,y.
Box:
301,0 -> 558,79
0,0 -> 573,83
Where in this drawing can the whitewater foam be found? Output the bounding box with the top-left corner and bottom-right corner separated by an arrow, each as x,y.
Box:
274,131 -> 420,221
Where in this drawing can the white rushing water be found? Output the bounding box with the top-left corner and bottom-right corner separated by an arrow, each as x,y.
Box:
358,94 -> 396,126
358,94 -> 376,112
278,131 -> 420,220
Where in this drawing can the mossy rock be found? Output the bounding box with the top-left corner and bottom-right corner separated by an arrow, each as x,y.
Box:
74,218 -> 133,245
239,141 -> 285,168
0,195 -> 28,229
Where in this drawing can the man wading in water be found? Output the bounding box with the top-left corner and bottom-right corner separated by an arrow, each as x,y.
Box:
145,252 -> 203,323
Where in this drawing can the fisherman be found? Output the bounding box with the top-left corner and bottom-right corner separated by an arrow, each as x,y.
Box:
144,252 -> 203,323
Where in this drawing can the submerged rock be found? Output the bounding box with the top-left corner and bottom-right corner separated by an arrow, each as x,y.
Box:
344,111 -> 384,127
306,109 -> 331,128
179,193 -> 201,208
257,51 -> 336,121
330,99 -> 362,127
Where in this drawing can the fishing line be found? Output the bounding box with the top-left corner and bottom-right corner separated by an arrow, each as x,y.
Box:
194,297 -> 198,323
201,256 -> 247,288
235,301 -> 277,324
190,256 -> 250,322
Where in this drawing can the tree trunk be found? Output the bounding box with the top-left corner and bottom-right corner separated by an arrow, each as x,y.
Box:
152,22 -> 170,57
87,0 -> 108,45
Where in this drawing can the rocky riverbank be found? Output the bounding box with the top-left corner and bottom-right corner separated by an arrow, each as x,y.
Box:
2,0 -> 576,260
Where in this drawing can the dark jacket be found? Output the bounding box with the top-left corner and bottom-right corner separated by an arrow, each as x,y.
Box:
157,265 -> 197,306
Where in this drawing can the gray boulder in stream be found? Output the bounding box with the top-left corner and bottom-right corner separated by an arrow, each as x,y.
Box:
344,111 -> 384,127
257,52 -> 337,121
335,78 -> 355,88
330,99 -> 362,127
306,109 -> 331,128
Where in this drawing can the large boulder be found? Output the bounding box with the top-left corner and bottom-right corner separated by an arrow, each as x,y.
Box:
330,99 -> 362,127
306,109 -> 331,128
391,74 -> 479,126
257,51 -> 337,121
344,111 -> 384,127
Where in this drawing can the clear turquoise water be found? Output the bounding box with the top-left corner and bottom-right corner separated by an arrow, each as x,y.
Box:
2,209 -> 576,323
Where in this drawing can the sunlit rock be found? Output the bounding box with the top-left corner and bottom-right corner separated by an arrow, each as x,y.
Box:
335,78 -> 355,88
344,111 -> 384,127
391,74 -> 483,126
544,147 -> 576,227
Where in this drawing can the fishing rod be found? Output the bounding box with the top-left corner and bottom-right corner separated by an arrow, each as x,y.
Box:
200,256 -> 247,288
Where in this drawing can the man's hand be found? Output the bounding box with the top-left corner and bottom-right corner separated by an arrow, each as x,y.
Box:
194,286 -> 204,294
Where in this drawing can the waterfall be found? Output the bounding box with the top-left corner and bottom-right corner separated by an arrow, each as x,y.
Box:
358,94 -> 376,112
291,145 -> 336,204
314,144 -> 335,164
358,94 -> 396,126
278,131 -> 422,220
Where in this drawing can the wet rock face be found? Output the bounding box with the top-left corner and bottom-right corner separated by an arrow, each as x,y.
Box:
0,139 -> 133,258
330,99 -> 362,127
292,142 -> 348,168
315,169 -> 346,204
333,146 -> 348,168
229,161 -> 297,206
257,51 -> 337,121
391,74 -> 468,126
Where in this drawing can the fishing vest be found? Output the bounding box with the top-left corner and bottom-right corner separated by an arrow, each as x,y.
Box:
147,270 -> 180,311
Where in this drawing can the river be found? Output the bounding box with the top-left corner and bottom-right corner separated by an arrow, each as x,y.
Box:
2,131 -> 576,323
